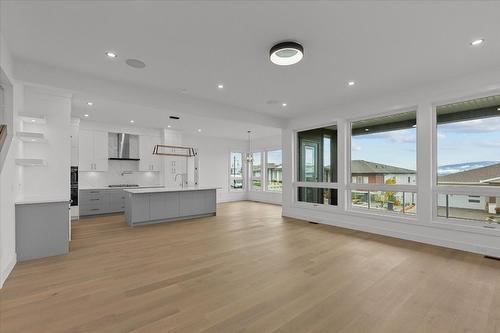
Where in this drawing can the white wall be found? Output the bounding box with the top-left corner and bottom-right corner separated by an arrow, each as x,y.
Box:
0,34 -> 19,288
78,120 -> 163,187
247,134 -> 283,205
282,66 -> 500,258
181,132 -> 248,203
20,86 -> 72,201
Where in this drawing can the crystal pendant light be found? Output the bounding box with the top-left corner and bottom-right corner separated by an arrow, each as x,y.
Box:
246,130 -> 253,163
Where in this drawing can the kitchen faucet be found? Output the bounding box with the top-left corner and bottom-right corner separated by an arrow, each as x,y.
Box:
175,173 -> 187,188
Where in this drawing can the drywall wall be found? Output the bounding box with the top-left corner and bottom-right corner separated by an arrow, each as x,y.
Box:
180,132 -> 248,203
19,86 -> 72,201
0,34 -> 19,288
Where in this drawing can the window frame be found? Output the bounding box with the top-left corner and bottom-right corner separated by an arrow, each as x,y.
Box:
431,92 -> 500,229
228,151 -> 245,192
250,151 -> 263,191
265,148 -> 283,193
293,122 -> 340,211
346,107 -> 419,219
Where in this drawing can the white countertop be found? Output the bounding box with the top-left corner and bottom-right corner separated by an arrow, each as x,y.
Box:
124,186 -> 220,194
16,197 -> 70,205
79,185 -> 164,190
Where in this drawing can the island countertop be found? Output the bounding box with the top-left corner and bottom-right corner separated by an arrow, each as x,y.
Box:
123,186 -> 220,194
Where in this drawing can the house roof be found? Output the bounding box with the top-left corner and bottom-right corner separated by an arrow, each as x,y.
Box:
351,160 -> 416,175
438,163 -> 500,184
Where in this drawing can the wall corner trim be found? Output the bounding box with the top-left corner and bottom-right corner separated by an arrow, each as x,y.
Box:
0,252 -> 17,289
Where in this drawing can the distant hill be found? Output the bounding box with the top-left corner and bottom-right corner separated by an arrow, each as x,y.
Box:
438,161 -> 500,176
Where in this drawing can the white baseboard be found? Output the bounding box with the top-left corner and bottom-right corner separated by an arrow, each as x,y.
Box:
0,252 -> 17,289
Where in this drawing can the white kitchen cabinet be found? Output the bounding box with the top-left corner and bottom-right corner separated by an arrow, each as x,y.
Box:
78,129 -> 108,171
139,135 -> 161,172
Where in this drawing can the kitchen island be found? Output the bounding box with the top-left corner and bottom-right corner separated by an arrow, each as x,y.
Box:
123,187 -> 217,227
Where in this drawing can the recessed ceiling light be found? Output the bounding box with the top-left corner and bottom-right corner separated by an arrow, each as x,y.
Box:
217,84 -> 224,89
348,81 -> 356,86
282,103 -> 287,107
130,120 -> 134,124
84,114 -> 89,118
412,124 -> 417,128
197,128 -> 202,132
497,107 -> 500,111
167,125 -> 172,128
87,102 -> 93,106
31,119 -> 36,122
364,128 -> 369,132
470,38 -> 485,46
105,51 -> 118,58
270,41 -> 304,66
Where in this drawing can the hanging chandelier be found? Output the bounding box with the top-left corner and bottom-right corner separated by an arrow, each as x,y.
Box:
246,130 -> 253,163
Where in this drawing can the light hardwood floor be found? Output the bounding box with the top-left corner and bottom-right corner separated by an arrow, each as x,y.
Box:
1,201 -> 499,333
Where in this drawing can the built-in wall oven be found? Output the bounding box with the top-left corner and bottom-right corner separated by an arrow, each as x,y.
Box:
71,166 -> 78,206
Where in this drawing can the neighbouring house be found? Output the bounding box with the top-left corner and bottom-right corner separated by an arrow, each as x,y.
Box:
438,163 -> 500,213
266,162 -> 282,187
351,160 -> 416,185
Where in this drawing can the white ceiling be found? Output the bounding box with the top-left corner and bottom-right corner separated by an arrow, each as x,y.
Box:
2,1 -> 500,123
72,97 -> 281,140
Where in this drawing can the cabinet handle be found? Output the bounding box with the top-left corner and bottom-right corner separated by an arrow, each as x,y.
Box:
90,191 -> 99,194
90,208 -> 100,211
90,198 -> 100,201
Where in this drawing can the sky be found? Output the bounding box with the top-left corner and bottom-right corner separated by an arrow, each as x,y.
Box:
437,116 -> 500,167
352,128 -> 417,170
267,149 -> 282,165
351,115 -> 500,172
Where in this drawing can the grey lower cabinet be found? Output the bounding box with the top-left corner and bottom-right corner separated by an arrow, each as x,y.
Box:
150,192 -> 180,220
79,189 -> 126,216
16,201 -> 69,261
125,189 -> 216,227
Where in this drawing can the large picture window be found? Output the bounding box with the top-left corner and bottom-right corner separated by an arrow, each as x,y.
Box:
266,150 -> 282,192
436,95 -> 500,224
350,111 -> 417,215
230,152 -> 244,190
251,152 -> 262,190
297,126 -> 338,206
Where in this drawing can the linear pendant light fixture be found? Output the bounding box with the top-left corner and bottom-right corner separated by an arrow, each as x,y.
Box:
270,41 -> 304,66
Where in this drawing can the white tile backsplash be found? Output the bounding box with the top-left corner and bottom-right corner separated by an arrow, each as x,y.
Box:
79,160 -> 161,188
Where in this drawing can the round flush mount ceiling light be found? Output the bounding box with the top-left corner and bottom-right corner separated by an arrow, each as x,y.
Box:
87,102 -> 93,106
130,120 -> 135,124
470,38 -> 485,46
281,103 -> 287,107
84,114 -> 89,118
270,41 -> 304,66
347,81 -> 356,86
126,59 -> 146,69
217,84 -> 224,89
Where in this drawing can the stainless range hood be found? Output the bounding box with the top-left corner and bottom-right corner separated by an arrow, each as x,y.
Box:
108,133 -> 140,160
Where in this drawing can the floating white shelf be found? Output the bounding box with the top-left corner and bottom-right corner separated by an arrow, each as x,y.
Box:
19,116 -> 47,124
17,131 -> 47,143
15,158 -> 47,166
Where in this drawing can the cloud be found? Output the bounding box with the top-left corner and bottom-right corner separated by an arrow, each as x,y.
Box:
477,140 -> 500,148
440,117 -> 500,133
363,129 -> 416,144
351,142 -> 362,151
